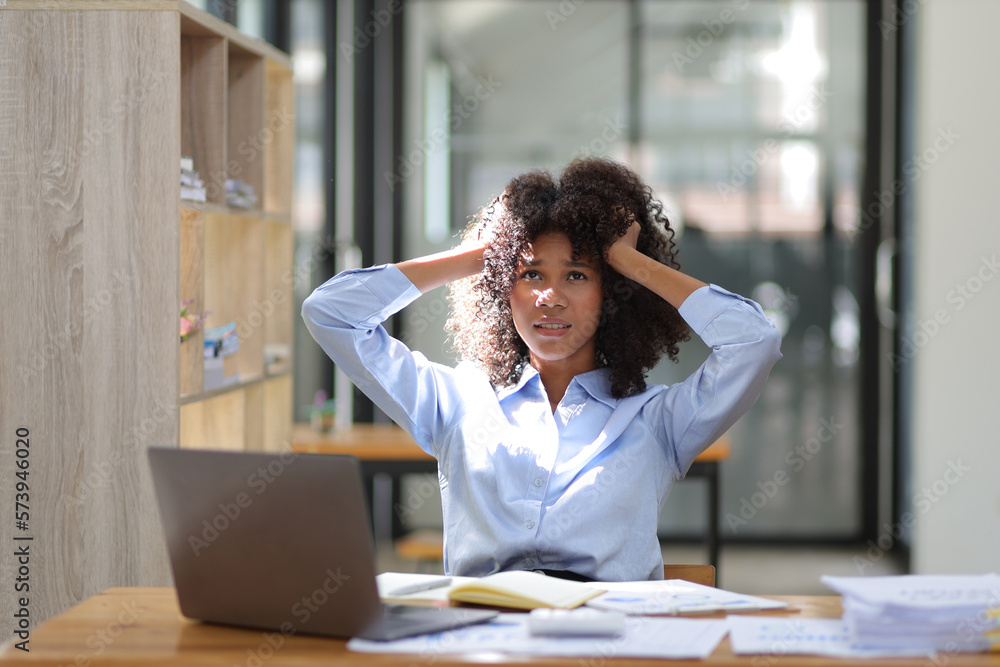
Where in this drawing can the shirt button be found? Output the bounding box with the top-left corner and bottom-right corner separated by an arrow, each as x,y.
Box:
526,521 -> 536,529
534,478 -> 543,487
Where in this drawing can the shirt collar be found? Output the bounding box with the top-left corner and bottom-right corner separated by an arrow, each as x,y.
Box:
495,363 -> 539,402
571,367 -> 619,408
496,364 -> 619,408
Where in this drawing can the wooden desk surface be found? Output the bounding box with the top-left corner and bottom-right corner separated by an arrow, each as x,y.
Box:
6,588 -> 1000,666
0,586 -> 950,667
292,424 -> 732,463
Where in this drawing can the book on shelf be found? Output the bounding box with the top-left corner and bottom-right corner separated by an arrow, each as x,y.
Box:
180,185 -> 206,202
203,322 -> 239,358
225,178 -> 258,209
180,156 -> 207,202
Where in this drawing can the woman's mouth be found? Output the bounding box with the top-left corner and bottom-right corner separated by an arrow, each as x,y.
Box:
534,320 -> 571,336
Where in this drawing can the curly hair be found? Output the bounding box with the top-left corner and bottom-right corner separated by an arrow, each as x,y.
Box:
445,157 -> 690,398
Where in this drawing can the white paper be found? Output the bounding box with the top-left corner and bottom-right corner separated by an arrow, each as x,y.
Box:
821,574 -> 1000,653
349,613 -> 728,660
821,574 -> 1000,612
585,579 -> 788,615
727,616 -> 930,658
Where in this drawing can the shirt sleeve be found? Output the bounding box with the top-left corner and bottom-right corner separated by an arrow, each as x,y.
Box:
300,264 -> 462,455
650,284 -> 783,478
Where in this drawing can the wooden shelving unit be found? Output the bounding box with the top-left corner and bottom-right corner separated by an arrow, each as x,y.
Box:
176,3 -> 295,454
0,0 -> 294,634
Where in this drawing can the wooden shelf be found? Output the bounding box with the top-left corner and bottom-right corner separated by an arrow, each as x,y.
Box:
180,373 -> 292,452
179,368 -> 291,405
0,0 -> 295,634
180,201 -> 292,222
177,4 -> 294,450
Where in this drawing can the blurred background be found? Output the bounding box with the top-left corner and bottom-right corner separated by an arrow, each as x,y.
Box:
194,0 -> 998,590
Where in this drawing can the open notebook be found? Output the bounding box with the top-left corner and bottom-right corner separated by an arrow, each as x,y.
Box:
378,571 -> 602,609
379,572 -> 788,615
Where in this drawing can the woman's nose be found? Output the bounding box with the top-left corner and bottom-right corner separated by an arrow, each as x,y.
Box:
534,286 -> 565,307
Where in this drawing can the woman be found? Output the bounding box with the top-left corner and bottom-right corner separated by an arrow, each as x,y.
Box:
302,157 -> 781,581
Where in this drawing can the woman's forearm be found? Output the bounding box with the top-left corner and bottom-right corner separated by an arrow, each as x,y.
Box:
394,242 -> 487,294
606,244 -> 707,311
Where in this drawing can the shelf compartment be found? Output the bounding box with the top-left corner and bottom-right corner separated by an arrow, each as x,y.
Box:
180,31 -> 227,205
265,59 -> 295,216
264,220 -> 294,374
227,42 -> 266,210
180,207 -> 205,397
203,212 -> 266,383
180,388 -> 246,451
262,374 -> 293,453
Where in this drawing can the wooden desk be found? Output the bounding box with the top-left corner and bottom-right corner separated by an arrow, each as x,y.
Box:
292,425 -> 732,571
0,587 -> 822,665
5,587 -> 997,666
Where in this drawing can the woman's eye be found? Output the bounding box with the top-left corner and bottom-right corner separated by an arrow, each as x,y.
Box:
521,270 -> 540,280
568,271 -> 587,281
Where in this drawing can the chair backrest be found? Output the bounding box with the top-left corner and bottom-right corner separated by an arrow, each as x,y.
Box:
663,564 -> 715,587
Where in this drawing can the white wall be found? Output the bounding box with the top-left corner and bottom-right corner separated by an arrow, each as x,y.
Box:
911,0 -> 1000,573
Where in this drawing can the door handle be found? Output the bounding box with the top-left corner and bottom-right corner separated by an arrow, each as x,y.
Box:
876,238 -> 896,329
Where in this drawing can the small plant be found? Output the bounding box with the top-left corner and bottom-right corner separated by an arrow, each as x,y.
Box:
180,299 -> 208,343
307,389 -> 336,432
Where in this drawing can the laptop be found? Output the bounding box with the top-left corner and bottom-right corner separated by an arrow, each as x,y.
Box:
147,446 -> 497,640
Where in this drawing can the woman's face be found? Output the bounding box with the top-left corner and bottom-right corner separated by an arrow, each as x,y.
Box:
509,231 -> 603,375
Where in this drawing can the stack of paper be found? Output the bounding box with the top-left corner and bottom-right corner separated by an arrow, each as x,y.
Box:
822,574 -> 1000,653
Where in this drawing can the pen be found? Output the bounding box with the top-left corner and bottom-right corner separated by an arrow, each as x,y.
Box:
387,577 -> 453,597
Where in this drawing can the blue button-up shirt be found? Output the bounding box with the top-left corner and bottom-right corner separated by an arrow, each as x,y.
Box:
302,264 -> 781,581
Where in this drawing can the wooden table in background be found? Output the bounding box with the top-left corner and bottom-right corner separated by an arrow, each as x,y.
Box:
292,424 -> 732,571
